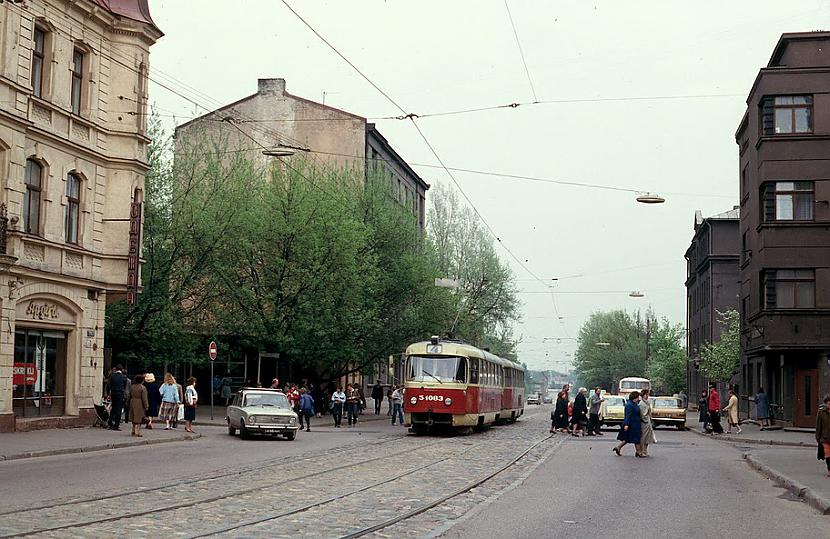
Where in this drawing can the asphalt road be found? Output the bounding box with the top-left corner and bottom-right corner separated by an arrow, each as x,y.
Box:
0,414 -> 401,508
440,427 -> 829,539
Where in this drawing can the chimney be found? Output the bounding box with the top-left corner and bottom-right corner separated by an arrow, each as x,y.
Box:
258,78 -> 286,95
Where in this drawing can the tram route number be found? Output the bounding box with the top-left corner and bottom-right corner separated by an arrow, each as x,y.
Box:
418,395 -> 445,402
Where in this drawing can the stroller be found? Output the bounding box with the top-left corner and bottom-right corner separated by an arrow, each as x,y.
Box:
93,400 -> 110,428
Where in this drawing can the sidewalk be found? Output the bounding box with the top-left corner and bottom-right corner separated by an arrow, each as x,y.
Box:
743,446 -> 830,515
0,425 -> 199,462
686,410 -> 815,447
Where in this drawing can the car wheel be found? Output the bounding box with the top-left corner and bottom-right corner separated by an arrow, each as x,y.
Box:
239,420 -> 250,440
285,431 -> 296,441
227,421 -> 236,436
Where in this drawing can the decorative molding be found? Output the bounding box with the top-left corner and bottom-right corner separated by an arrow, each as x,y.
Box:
65,252 -> 83,270
23,242 -> 45,262
31,103 -> 52,125
72,122 -> 91,142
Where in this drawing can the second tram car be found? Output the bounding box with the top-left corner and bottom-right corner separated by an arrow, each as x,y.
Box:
403,337 -> 525,433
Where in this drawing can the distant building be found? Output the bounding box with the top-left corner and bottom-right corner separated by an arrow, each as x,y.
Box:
735,32 -> 830,427
684,208 -> 740,401
0,0 -> 161,431
175,78 -> 428,228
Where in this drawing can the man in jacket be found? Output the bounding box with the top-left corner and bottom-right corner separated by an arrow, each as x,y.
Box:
587,387 -> 604,436
816,395 -> 830,477
371,380 -> 384,414
708,383 -> 723,434
107,365 -> 128,430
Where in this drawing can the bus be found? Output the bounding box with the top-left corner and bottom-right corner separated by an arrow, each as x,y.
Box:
618,377 -> 650,397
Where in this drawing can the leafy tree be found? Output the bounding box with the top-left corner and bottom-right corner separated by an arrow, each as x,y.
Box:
646,320 -> 687,394
699,309 -> 740,383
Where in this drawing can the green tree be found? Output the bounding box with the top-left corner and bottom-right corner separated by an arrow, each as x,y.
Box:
646,320 -> 687,394
573,310 -> 647,390
699,309 -> 740,383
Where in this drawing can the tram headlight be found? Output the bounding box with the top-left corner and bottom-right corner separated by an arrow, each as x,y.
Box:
410,396 -> 417,405
444,398 -> 452,406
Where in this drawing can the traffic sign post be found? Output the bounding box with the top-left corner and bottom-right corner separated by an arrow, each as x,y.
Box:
209,341 -> 217,420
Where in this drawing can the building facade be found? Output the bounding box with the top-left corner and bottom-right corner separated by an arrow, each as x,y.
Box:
0,0 -> 161,431
175,78 -> 429,227
684,208 -> 740,402
736,32 -> 830,427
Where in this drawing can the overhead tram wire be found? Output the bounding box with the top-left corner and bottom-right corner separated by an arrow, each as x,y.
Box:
504,0 -> 538,103
280,0 -> 570,338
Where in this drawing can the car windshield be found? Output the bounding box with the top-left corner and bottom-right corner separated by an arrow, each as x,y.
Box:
606,397 -> 625,407
407,355 -> 467,383
652,398 -> 682,408
242,393 -> 290,408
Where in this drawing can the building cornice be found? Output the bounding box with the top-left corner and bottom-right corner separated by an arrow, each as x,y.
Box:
745,66 -> 830,105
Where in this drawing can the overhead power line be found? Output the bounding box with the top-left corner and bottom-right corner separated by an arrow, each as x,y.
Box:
504,0 -> 538,103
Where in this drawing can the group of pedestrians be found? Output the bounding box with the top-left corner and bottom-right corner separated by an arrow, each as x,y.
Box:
613,388 -> 656,458
698,383 -> 742,435
550,385 -> 604,437
105,366 -> 199,437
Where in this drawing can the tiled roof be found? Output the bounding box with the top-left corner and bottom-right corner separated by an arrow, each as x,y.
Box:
91,0 -> 160,32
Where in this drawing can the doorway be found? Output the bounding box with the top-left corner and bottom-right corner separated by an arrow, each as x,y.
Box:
793,368 -> 818,427
12,329 -> 67,417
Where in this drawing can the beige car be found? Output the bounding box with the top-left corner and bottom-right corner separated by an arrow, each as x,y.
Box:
601,395 -> 627,428
226,388 -> 299,440
650,396 -> 686,430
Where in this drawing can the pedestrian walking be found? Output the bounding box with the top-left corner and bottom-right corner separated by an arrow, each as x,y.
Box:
123,373 -> 132,424
708,383 -> 724,434
288,384 -> 302,428
107,365 -> 128,431
698,389 -> 709,431
331,386 -> 346,427
144,373 -> 160,429
346,383 -> 360,427
357,385 -> 367,415
587,387 -> 604,436
816,395 -> 830,477
637,389 -> 655,457
613,391 -> 642,456
679,390 -> 689,410
755,388 -> 771,430
299,388 -> 314,432
127,375 -> 149,437
552,391 -> 569,432
371,380 -> 384,415
220,374 -> 233,406
158,373 -> 180,430
184,377 -> 198,433
571,388 -> 588,437
386,385 -> 394,416
723,388 -> 741,434
391,385 -> 404,425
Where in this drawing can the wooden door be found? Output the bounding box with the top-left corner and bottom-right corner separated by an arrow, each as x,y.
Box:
793,368 -> 818,427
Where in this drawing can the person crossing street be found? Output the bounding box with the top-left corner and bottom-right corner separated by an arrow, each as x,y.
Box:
371,380 -> 384,415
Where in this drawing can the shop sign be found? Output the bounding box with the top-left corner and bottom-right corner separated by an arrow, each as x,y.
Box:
127,191 -> 142,306
25,301 -> 60,320
13,362 -> 36,385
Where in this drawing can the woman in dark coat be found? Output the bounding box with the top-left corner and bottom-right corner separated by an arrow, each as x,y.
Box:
698,389 -> 709,431
571,388 -> 589,437
127,375 -> 149,437
552,391 -> 569,432
614,391 -> 642,456
144,373 -> 161,429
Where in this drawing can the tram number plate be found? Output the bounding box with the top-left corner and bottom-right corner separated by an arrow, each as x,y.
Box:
418,395 -> 445,402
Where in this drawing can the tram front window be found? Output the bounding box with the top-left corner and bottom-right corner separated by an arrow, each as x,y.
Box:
407,356 -> 467,383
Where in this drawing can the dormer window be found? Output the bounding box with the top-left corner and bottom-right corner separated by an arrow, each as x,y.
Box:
761,95 -> 812,135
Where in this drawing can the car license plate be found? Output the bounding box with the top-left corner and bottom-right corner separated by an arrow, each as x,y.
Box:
263,428 -> 282,434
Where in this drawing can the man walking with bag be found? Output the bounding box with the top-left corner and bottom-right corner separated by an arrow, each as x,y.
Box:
107,365 -> 128,431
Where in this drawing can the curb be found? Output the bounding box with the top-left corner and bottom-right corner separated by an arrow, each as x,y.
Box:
688,426 -> 812,448
743,452 -> 830,515
0,432 -> 201,462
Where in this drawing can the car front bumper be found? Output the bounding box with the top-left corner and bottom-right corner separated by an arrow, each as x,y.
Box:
246,424 -> 299,434
653,417 -> 685,425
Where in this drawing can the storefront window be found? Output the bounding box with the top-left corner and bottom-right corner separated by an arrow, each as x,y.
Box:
12,329 -> 67,417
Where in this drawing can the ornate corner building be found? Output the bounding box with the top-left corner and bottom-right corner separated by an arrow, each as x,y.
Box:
0,0 -> 161,431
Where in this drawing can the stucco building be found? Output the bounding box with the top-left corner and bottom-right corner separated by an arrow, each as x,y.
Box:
0,0 -> 161,431
175,78 -> 429,228
736,32 -> 830,427
684,208 -> 740,401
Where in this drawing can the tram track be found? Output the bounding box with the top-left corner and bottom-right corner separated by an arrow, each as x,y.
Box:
0,435 -> 447,538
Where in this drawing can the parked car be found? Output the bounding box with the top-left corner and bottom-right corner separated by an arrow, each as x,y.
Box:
650,396 -> 686,430
527,393 -> 541,405
601,395 -> 627,428
542,394 -> 553,404
226,388 -> 299,440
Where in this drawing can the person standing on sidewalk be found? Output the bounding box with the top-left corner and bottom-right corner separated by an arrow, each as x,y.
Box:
346,383 -> 360,427
756,388 -> 771,430
144,373 -> 160,429
723,388 -> 742,434
127,375 -> 148,437
391,385 -> 404,425
708,383 -> 724,434
371,380 -> 384,415
698,389 -> 709,431
158,373 -> 180,430
107,365 -> 128,431
816,394 -> 830,477
587,387 -> 604,436
331,386 -> 346,427
183,377 -> 198,433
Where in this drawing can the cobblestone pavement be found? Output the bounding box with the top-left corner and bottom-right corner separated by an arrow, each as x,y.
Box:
0,408 -> 557,539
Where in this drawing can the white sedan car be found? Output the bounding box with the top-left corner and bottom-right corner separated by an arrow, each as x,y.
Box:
226,388 -> 299,440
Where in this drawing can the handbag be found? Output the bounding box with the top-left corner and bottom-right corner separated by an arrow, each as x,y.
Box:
177,403 -> 185,421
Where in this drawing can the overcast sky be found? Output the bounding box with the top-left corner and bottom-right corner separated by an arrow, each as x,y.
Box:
147,0 -> 829,372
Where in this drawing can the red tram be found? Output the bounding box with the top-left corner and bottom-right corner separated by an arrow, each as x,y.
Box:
403,337 -> 525,434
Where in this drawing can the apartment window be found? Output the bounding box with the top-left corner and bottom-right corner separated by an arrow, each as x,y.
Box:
762,181 -> 814,221
31,27 -> 45,97
761,95 -> 812,135
65,173 -> 81,244
764,269 -> 815,309
23,159 -> 42,234
741,231 -> 749,264
70,48 -> 84,115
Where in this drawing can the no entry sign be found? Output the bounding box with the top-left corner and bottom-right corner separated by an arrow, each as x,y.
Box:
208,341 -> 218,361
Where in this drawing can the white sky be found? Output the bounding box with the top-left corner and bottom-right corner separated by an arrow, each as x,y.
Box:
146,0 -> 830,372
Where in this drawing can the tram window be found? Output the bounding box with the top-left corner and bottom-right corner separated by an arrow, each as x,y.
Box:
407,355 -> 467,383
470,358 -> 479,384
